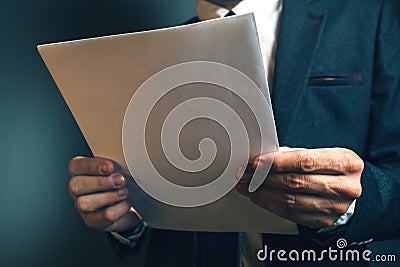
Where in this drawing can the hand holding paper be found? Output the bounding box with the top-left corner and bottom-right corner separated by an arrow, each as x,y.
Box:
237,147 -> 363,228
68,157 -> 142,233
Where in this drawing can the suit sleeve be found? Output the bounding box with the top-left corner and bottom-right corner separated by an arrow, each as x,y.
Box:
344,0 -> 400,243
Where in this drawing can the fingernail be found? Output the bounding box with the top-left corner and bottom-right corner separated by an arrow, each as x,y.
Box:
118,188 -> 128,198
100,163 -> 110,174
112,174 -> 125,187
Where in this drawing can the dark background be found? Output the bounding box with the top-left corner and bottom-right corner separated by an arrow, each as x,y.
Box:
0,0 -> 398,266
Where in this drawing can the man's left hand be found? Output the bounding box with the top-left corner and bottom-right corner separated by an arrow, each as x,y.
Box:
236,147 -> 363,228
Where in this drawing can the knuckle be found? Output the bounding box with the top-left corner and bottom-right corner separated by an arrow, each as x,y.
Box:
299,152 -> 318,172
103,207 -> 118,222
282,192 -> 296,208
341,149 -> 364,172
285,174 -> 306,189
348,157 -> 364,173
273,156 -> 284,172
350,183 -> 362,198
339,181 -> 362,199
76,196 -> 89,212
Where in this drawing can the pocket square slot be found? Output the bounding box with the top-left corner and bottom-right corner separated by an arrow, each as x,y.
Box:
308,73 -> 363,86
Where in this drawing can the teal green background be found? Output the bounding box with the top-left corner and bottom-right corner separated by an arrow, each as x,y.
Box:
0,0 -> 398,266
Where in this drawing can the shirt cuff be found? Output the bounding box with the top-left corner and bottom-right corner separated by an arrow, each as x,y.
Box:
110,220 -> 150,248
317,199 -> 357,234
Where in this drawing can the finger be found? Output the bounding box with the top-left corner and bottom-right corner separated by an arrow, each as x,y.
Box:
75,188 -> 129,213
81,200 -> 131,231
68,173 -> 126,197
257,148 -> 363,174
68,156 -> 114,176
252,147 -> 304,170
236,148 -> 306,184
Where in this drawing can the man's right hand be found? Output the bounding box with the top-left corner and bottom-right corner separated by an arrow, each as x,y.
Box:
68,156 -> 141,233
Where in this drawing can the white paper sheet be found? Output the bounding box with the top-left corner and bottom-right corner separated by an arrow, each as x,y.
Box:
38,13 -> 297,234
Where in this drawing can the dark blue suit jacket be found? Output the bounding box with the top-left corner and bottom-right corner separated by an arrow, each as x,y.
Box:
112,0 -> 400,266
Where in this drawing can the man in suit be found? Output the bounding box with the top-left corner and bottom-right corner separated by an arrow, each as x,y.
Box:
67,0 -> 400,266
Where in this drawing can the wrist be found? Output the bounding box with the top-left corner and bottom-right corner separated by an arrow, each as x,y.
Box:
111,220 -> 150,248
318,199 -> 357,235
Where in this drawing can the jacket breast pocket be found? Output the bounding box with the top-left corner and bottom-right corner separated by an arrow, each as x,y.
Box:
307,72 -> 363,87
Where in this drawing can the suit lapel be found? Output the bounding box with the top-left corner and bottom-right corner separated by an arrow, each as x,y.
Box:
272,0 -> 326,144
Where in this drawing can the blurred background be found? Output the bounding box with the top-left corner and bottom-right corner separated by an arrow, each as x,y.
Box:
0,0 -> 398,266
0,1 -> 195,266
